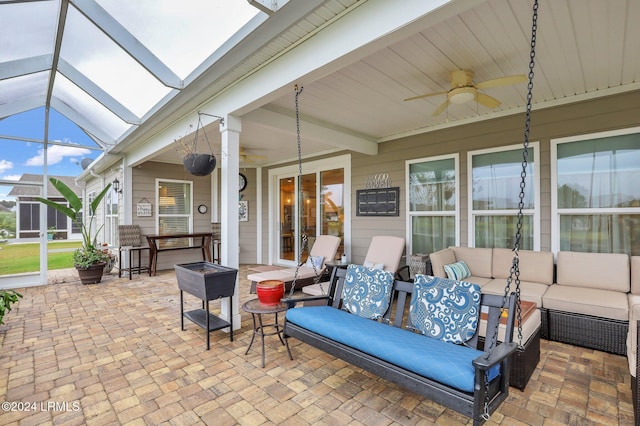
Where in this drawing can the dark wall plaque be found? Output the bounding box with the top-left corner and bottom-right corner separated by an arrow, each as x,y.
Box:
356,187 -> 400,216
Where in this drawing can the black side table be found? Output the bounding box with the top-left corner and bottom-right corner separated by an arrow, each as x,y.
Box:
242,299 -> 293,368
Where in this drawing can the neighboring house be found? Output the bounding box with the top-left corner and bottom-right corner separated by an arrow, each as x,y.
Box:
7,174 -> 83,240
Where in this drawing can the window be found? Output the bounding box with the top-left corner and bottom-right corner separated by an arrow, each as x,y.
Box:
552,127 -> 640,255
407,155 -> 458,254
469,144 -> 538,250
105,190 -> 118,245
18,202 -> 39,231
157,179 -> 192,245
87,191 -> 96,216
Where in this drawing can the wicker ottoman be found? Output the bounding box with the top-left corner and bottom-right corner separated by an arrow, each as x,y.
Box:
479,301 -> 541,391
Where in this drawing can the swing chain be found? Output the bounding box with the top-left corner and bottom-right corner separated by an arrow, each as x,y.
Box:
289,85 -> 321,297
483,0 -> 538,419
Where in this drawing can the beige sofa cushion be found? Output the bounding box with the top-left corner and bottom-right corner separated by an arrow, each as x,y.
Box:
632,256 -> 640,294
556,251 -> 630,293
481,279 -> 548,307
491,248 -> 554,285
429,248 -> 457,278
543,284 -> 628,321
478,307 -> 541,345
450,246 -> 493,278
628,294 -> 640,376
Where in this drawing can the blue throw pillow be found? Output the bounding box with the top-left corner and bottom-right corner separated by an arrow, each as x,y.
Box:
410,275 -> 481,344
443,260 -> 471,280
342,264 -> 394,320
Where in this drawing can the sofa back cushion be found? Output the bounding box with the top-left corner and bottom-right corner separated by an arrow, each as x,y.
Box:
429,248 -> 457,278
632,256 -> 640,294
556,251 -> 630,293
492,248 -> 554,285
451,246 -> 493,278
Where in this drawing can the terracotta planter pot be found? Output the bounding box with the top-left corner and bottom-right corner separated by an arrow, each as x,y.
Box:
256,280 -> 285,306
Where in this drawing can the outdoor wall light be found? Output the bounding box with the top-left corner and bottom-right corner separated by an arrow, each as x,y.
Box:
112,178 -> 122,194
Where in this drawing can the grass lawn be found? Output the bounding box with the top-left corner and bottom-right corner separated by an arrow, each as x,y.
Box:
0,241 -> 82,275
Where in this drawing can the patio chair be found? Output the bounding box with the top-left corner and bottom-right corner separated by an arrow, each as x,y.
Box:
247,235 -> 341,293
302,235 -> 407,296
118,225 -> 150,280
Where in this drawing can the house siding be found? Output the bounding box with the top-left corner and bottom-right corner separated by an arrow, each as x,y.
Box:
257,90 -> 640,266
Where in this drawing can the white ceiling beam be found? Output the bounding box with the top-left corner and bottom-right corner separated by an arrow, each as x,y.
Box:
0,55 -> 52,80
57,58 -> 140,124
50,98 -> 114,146
247,0 -> 289,15
70,0 -> 182,89
0,96 -> 46,119
246,108 -> 377,155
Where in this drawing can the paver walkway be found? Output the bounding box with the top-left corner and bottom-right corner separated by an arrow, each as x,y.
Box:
0,266 -> 633,425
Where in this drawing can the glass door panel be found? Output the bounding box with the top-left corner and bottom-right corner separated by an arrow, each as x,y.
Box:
278,177 -> 295,262
321,169 -> 344,258
300,173 -> 317,260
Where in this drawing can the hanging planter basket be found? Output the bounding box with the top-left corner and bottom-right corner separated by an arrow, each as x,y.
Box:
183,153 -> 216,176
179,114 -> 217,177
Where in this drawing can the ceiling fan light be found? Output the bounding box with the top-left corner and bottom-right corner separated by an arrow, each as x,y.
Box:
448,87 -> 475,104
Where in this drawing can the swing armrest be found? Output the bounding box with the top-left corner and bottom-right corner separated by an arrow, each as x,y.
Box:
472,342 -> 517,371
281,294 -> 331,309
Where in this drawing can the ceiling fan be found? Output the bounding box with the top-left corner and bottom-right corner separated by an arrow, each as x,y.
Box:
404,69 -> 527,116
240,147 -> 267,164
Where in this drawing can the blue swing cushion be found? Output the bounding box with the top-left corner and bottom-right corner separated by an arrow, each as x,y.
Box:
410,275 -> 481,344
342,264 -> 394,320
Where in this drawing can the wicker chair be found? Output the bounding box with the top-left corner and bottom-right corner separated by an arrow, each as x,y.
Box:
118,225 -> 150,280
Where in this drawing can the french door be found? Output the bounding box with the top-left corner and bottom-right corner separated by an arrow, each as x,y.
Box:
271,155 -> 350,266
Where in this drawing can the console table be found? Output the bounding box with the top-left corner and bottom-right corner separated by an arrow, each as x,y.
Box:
146,232 -> 213,276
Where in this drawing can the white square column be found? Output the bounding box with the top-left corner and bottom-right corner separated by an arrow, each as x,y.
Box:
220,114 -> 242,331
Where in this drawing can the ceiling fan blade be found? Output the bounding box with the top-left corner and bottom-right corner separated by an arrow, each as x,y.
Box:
432,99 -> 450,116
404,91 -> 447,102
475,74 -> 527,90
476,92 -> 501,109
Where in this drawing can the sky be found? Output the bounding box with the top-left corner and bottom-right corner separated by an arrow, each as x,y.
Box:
0,107 -> 100,200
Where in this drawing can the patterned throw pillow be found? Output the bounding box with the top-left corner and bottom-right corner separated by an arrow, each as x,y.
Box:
363,260 -> 384,270
342,264 -> 394,320
443,260 -> 471,280
409,275 -> 481,344
305,255 -> 324,269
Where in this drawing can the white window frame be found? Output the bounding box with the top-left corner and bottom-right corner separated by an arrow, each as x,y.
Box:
155,178 -> 193,235
405,153 -> 460,255
467,142 -> 540,250
551,126 -> 640,255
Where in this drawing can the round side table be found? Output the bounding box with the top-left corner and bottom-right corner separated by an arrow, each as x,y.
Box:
242,299 -> 292,368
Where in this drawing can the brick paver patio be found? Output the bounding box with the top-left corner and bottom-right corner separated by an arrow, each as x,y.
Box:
0,266 -> 634,425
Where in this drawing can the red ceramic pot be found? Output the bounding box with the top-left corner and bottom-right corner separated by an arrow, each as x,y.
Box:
256,280 -> 285,306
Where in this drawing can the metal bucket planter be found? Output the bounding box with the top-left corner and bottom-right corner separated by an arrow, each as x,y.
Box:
183,153 -> 216,176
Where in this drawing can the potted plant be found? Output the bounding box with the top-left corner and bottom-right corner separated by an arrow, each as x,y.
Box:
47,226 -> 56,241
0,289 -> 22,326
36,178 -> 112,284
176,119 -> 217,177
100,243 -> 117,274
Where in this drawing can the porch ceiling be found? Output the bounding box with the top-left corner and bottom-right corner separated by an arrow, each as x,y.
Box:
151,0 -> 640,168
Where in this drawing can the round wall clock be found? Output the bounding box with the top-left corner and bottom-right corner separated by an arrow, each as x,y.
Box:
197,204 -> 208,214
239,173 -> 247,192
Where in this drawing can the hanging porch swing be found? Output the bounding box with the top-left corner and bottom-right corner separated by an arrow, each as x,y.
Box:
282,1 -> 540,423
